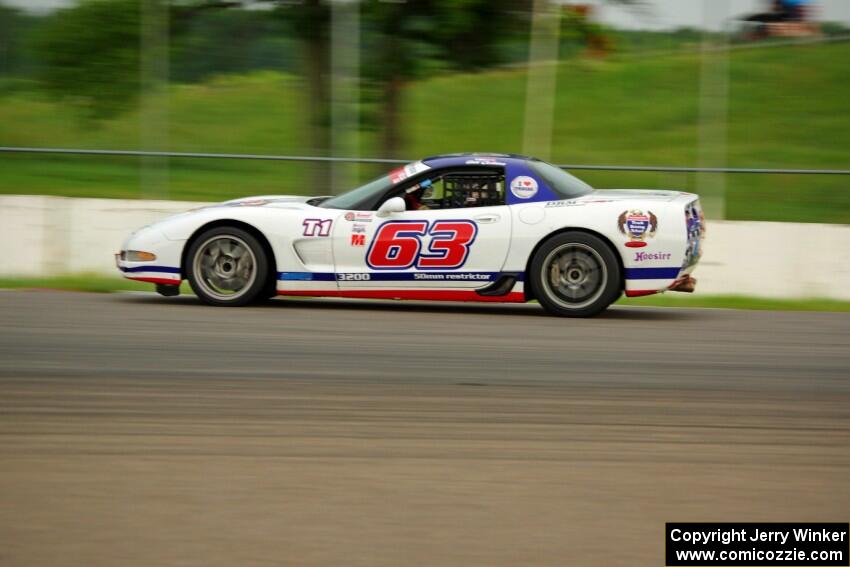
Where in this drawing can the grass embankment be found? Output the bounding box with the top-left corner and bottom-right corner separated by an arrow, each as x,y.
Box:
615,293 -> 850,312
0,275 -> 191,293
1,42 -> 849,223
2,275 -> 849,312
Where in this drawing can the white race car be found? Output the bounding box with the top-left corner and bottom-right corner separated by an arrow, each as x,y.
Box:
117,154 -> 704,317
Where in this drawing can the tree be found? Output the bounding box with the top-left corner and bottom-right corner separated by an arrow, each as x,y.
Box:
270,0 -> 332,189
362,0 -> 530,159
30,1 -> 641,178
32,0 -> 334,188
34,0 -> 144,119
0,4 -> 42,80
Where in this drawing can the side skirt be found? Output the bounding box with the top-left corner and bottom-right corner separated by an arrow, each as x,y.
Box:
277,289 -> 526,303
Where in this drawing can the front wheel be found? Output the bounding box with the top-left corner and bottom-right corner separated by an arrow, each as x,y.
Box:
186,226 -> 270,306
529,231 -> 621,318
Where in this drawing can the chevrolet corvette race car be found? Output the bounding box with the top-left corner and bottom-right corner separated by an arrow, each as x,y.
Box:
117,154 -> 704,317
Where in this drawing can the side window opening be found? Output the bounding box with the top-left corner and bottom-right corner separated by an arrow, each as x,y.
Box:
386,168 -> 506,211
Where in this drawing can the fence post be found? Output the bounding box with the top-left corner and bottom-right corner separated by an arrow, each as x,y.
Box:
696,0 -> 730,219
139,0 -> 170,200
330,0 -> 361,194
523,0 -> 561,162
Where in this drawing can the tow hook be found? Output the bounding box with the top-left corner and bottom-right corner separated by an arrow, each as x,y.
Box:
669,275 -> 697,293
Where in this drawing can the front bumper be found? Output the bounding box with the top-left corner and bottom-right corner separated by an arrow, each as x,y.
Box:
116,227 -> 184,285
116,254 -> 182,285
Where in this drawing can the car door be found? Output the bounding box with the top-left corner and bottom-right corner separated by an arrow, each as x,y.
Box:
331,170 -> 512,291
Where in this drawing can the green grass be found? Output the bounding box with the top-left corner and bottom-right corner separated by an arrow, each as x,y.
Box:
0,275 -> 192,294
2,275 -> 849,312
1,43 -> 849,222
616,293 -> 850,312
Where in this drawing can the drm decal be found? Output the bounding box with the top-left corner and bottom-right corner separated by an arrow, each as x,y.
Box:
302,218 -> 333,237
618,209 -> 657,248
366,220 -> 477,270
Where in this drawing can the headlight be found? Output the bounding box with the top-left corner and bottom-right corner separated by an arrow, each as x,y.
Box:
125,250 -> 157,262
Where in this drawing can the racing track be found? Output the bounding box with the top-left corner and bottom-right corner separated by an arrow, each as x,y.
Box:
1,290 -> 848,566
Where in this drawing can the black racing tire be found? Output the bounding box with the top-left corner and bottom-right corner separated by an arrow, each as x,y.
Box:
529,231 -> 622,318
186,226 -> 270,307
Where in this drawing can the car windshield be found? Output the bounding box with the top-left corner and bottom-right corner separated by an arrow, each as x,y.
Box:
528,160 -> 593,199
319,173 -> 393,210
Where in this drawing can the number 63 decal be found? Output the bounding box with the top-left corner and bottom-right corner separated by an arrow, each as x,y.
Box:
366,220 -> 478,270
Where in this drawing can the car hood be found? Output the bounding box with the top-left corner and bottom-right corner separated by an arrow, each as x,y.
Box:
219,195 -> 316,207
583,189 -> 685,202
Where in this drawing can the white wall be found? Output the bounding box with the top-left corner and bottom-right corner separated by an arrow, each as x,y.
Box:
1,195 -> 849,300
591,0 -> 850,31
694,219 -> 850,299
0,196 -> 208,277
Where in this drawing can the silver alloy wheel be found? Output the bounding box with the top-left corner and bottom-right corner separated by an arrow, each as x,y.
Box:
192,235 -> 257,301
540,242 -> 608,310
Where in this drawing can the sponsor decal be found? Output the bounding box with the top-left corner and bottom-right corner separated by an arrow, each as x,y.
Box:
683,202 -> 705,267
634,251 -> 672,262
344,211 -> 373,222
510,176 -> 538,199
465,158 -> 506,166
302,218 -> 333,237
337,273 -> 371,281
231,198 -> 268,207
352,223 -> 367,233
350,233 -> 366,247
617,209 -> 657,248
413,273 -> 491,281
686,204 -> 706,237
281,271 -> 517,283
390,161 -> 430,184
544,199 -> 612,208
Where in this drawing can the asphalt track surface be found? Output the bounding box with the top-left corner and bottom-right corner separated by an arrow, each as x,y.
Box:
1,290 -> 848,566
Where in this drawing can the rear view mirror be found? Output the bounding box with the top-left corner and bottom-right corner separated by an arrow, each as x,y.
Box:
376,196 -> 406,218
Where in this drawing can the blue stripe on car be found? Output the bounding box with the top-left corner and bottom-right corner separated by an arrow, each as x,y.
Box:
278,271 -> 525,282
120,266 -> 181,274
624,267 -> 681,280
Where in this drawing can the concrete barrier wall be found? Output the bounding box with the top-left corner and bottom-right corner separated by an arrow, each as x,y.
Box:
1,196 -> 207,277
2,195 -> 849,300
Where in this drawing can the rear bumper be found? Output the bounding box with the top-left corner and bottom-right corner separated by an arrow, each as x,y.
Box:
623,197 -> 704,298
668,274 -> 697,293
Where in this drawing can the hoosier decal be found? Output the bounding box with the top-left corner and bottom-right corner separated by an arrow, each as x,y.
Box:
633,251 -> 672,262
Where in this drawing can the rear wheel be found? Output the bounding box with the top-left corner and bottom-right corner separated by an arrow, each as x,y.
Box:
529,231 -> 621,317
186,227 -> 269,306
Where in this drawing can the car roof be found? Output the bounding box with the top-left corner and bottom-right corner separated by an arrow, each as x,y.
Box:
421,153 -> 538,169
